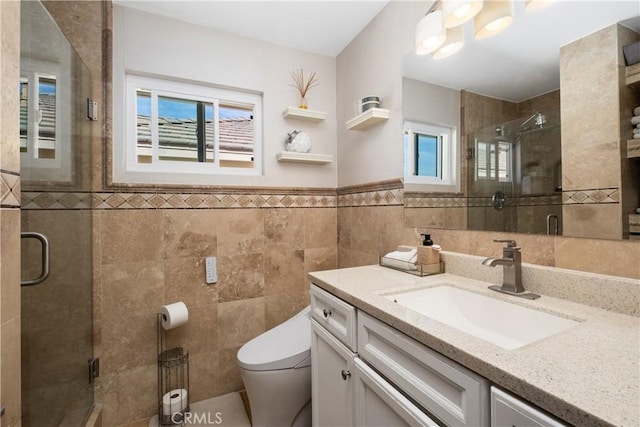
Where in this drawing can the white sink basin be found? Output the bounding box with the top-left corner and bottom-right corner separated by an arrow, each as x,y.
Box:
385,285 -> 579,350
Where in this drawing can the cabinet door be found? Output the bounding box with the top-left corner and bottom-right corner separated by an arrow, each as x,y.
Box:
358,311 -> 490,426
491,387 -> 567,427
354,358 -> 440,427
311,320 -> 355,427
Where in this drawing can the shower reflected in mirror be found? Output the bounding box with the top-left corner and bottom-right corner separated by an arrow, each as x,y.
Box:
468,108 -> 562,235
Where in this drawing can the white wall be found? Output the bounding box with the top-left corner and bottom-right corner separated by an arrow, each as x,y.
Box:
336,1 -> 425,187
402,78 -> 460,128
112,5 -> 337,188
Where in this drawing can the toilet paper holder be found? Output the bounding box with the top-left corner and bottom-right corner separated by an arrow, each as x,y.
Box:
157,313 -> 190,425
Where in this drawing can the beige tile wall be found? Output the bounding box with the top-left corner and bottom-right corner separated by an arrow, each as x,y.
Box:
0,1 -> 22,426
560,23 -> 640,239
93,207 -> 336,426
339,205 -> 640,280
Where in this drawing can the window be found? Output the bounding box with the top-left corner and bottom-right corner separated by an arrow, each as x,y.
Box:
475,139 -> 512,182
20,58 -> 72,183
404,121 -> 458,192
117,74 -> 262,184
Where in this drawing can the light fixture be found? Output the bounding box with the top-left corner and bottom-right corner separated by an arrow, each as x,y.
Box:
432,26 -> 465,60
415,10 -> 446,55
524,0 -> 553,11
474,0 -> 514,40
442,0 -> 484,28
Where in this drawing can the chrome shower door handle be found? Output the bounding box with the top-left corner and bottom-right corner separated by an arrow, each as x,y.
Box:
21,231 -> 50,287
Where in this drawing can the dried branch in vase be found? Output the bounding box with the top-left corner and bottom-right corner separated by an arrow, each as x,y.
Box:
290,69 -> 319,109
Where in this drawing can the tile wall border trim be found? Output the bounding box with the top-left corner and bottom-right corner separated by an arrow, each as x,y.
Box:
22,190 -> 337,210
336,178 -> 404,207
1,171 -> 21,208
24,181 -> 615,210
404,194 -> 562,208
562,187 -> 620,204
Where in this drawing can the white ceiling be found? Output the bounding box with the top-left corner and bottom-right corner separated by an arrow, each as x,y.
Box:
404,1 -> 640,102
112,0 -> 390,57
112,1 -> 639,102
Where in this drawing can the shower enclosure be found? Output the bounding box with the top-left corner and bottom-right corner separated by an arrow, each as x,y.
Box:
20,1 -> 94,426
467,109 -> 563,235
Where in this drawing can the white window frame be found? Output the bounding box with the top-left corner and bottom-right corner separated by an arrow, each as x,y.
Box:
114,74 -> 263,185
404,120 -> 459,193
474,139 -> 512,183
20,57 -> 72,184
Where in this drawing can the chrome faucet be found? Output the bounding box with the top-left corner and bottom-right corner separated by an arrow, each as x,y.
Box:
482,239 -> 540,300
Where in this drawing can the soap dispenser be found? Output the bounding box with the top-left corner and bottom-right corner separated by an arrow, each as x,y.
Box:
417,233 -> 440,265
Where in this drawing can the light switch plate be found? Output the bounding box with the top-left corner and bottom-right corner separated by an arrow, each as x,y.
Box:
205,256 -> 217,284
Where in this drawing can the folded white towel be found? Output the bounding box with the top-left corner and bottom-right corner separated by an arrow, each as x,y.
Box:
632,116 -> 640,126
385,249 -> 417,263
635,134 -> 640,139
634,127 -> 640,135
634,106 -> 640,116
381,257 -> 418,271
381,249 -> 418,270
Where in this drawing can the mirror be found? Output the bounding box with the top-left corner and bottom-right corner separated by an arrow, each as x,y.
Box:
403,1 -> 640,240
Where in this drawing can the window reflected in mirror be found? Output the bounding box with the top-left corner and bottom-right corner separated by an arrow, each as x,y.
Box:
20,73 -> 58,160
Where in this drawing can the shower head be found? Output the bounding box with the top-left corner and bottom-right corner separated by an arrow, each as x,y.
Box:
519,111 -> 547,132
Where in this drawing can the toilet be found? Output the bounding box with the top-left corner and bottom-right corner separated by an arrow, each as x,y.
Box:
237,306 -> 312,427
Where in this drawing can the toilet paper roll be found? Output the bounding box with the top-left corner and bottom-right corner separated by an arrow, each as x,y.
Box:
162,388 -> 188,416
160,302 -> 189,330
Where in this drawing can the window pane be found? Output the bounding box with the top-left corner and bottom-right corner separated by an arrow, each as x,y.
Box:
475,140 -> 511,182
498,142 -> 510,182
38,77 -> 56,159
136,89 -> 152,163
158,96 -> 200,162
476,141 -> 487,179
219,103 -> 254,168
416,133 -> 438,177
20,79 -> 28,153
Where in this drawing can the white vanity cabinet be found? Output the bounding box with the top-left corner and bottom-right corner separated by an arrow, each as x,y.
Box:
311,284 -> 482,427
358,311 -> 490,426
310,286 -> 357,426
353,358 -> 439,426
311,319 -> 356,426
491,387 -> 568,427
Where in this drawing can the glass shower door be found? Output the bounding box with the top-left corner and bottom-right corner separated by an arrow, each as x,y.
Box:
467,110 -> 562,235
20,1 -> 94,426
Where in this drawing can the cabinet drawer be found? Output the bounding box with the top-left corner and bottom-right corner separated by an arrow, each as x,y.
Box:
311,285 -> 357,351
354,358 -> 440,427
491,387 -> 567,427
358,311 -> 490,426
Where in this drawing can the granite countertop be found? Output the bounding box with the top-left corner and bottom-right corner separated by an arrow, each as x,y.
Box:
308,265 -> 640,427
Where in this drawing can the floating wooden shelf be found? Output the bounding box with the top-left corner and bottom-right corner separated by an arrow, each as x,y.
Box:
628,139 -> 640,159
625,63 -> 640,88
276,151 -> 333,164
346,108 -> 389,131
283,107 -> 326,122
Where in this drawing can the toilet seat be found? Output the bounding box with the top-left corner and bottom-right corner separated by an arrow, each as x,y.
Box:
237,307 -> 311,371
